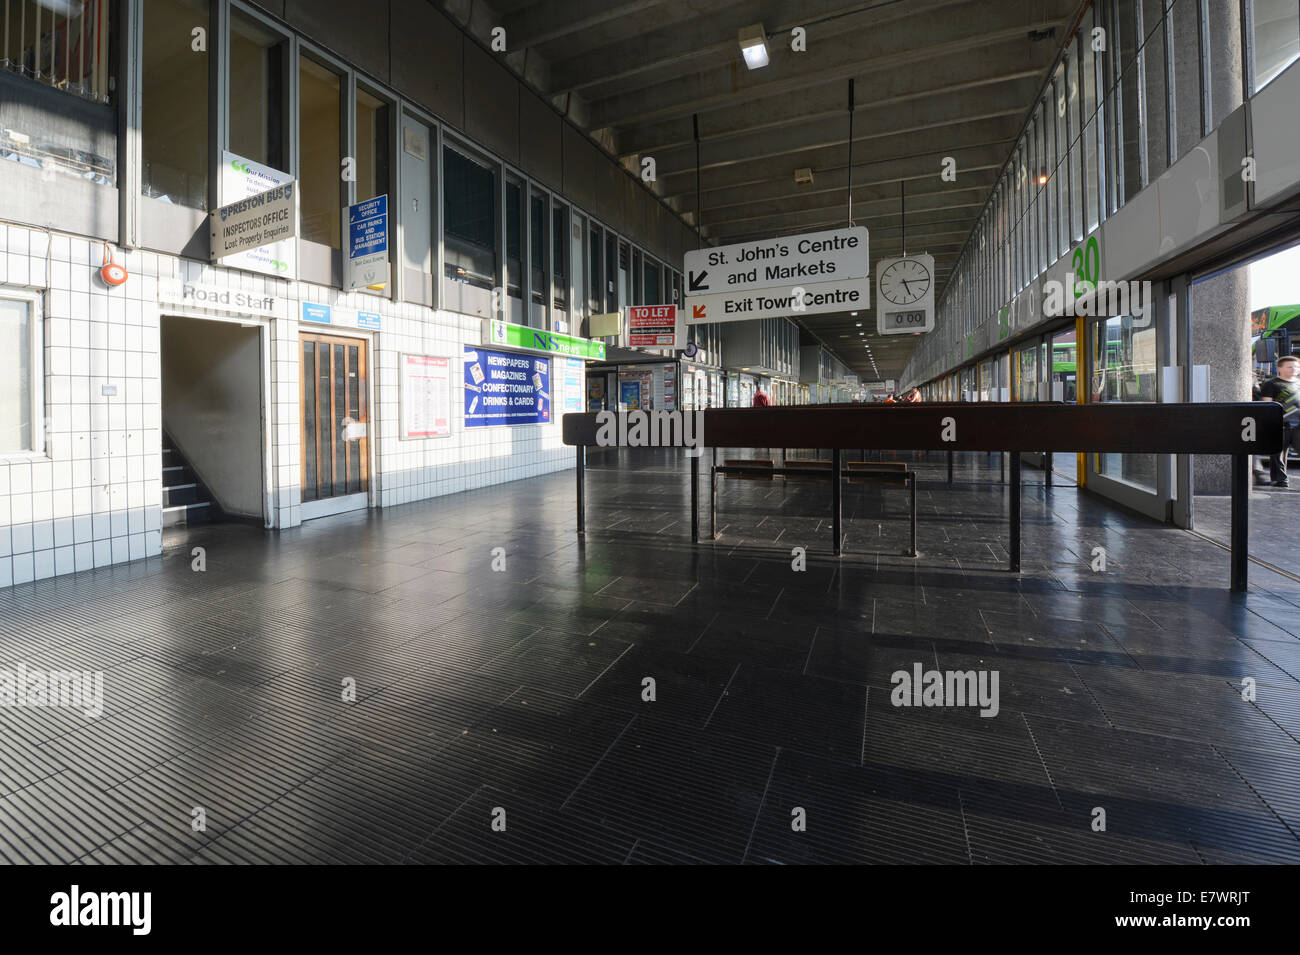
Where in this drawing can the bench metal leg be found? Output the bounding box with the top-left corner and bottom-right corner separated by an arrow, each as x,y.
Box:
832,449 -> 842,557
709,466 -> 717,541
1231,452 -> 1248,592
576,445 -> 585,537
690,453 -> 699,543
1009,452 -> 1021,572
909,473 -> 918,557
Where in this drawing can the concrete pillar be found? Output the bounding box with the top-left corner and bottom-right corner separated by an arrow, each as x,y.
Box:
1191,267 -> 1252,494
1188,1 -> 1250,496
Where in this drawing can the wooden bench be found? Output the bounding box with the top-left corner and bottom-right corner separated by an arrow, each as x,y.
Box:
564,404 -> 1285,591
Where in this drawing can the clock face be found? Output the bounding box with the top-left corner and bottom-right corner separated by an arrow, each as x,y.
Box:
879,258 -> 932,306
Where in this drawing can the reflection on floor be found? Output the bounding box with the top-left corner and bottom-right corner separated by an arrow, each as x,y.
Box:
1196,484 -> 1300,578
1,450 -> 1298,863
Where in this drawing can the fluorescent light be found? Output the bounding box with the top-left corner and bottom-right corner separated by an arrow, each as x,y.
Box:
739,24 -> 769,69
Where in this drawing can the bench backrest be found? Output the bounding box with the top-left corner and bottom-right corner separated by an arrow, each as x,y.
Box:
563,404 -> 1283,454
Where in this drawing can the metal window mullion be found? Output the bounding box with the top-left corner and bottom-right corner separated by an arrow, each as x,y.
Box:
1197,0 -> 1211,136
497,156 -> 506,314
434,122 -> 443,311
522,180 -> 533,325
392,100 -> 407,304
213,0 -> 230,208
344,69 -> 355,221
1094,7 -> 1108,224
1133,0 -> 1150,192
1242,0 -> 1256,95
119,0 -> 143,249
545,190 -> 555,331
1164,2 -> 1176,167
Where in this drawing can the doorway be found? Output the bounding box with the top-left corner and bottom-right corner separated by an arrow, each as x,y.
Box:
299,331 -> 370,519
160,315 -> 266,529
1188,242 -> 1300,577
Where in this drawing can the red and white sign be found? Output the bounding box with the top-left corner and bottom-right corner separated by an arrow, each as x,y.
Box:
628,304 -> 682,349
400,354 -> 451,438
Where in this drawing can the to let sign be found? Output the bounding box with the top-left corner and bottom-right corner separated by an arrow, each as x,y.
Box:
628,305 -> 681,348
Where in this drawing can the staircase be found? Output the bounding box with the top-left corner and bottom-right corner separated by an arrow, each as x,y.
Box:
161,437 -> 216,527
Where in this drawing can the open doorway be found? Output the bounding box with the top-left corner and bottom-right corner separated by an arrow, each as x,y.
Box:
1190,241 -> 1300,577
160,316 -> 266,529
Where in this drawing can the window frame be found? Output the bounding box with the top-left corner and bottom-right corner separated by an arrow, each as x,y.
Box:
441,131 -> 502,293
294,42 -> 348,254
0,288 -> 46,459
226,1 -> 292,177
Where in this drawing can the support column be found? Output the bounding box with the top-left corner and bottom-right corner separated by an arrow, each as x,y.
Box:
832,449 -> 842,556
575,446 -> 585,536
1009,452 -> 1021,572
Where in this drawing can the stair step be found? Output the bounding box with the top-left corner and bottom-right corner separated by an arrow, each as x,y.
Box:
162,502 -> 212,527
163,483 -> 206,507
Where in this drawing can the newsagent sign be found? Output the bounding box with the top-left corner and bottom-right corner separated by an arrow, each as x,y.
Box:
464,347 -> 550,426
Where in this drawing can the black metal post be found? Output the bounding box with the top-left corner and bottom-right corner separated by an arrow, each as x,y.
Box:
1000,452 -> 1005,485
832,448 -> 843,556
909,473 -> 918,557
1009,452 -> 1021,572
709,463 -> 717,540
1045,452 -> 1053,487
1231,453 -> 1248,592
947,450 -> 953,484
576,445 -> 586,536
690,453 -> 699,543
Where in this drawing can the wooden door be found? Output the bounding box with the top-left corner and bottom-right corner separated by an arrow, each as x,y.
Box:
300,332 -> 369,502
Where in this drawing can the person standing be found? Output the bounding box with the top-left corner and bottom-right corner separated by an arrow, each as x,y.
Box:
752,390 -> 770,408
1259,355 -> 1300,487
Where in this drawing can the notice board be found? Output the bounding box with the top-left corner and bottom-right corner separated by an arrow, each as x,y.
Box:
400,354 -> 451,438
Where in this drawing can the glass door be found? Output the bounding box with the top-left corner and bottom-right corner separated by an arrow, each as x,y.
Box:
300,332 -> 369,504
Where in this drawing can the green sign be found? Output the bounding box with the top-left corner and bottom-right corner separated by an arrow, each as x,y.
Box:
1070,233 -> 1102,299
485,320 -> 606,360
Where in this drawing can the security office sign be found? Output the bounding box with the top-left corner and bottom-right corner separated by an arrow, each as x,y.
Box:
628,305 -> 682,348
684,226 -> 869,295
344,195 -> 389,290
216,152 -> 297,279
875,254 -> 936,335
464,347 -> 550,426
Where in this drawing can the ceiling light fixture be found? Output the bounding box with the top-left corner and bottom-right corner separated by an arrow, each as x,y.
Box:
739,23 -> 769,70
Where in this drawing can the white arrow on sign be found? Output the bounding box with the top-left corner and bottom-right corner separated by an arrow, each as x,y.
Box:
684,226 -> 868,296
684,277 -> 870,324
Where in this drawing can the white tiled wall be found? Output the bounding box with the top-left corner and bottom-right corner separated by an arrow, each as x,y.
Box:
0,222 -> 574,589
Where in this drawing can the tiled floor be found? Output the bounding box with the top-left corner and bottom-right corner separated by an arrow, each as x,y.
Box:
1,449 -> 1299,864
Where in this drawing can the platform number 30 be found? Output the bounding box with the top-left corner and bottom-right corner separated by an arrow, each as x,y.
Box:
1071,235 -> 1101,299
